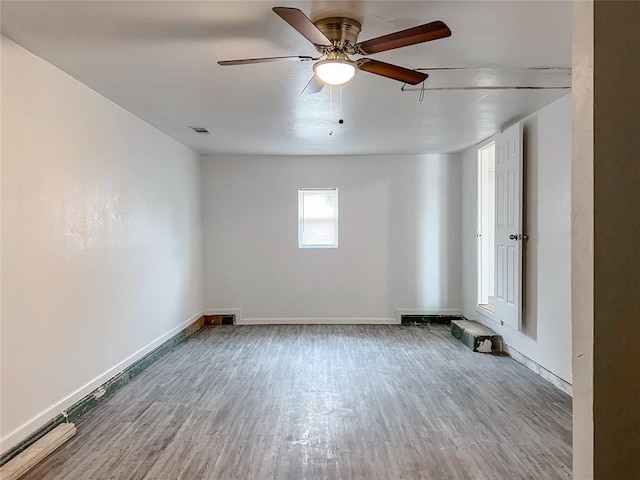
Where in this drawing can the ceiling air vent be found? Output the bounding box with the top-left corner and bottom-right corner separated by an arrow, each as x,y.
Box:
189,126 -> 210,134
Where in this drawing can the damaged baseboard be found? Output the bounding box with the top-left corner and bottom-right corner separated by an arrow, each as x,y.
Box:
395,309 -> 463,324
204,314 -> 235,325
204,308 -> 242,323
464,316 -> 573,396
401,314 -> 463,325
0,424 -> 77,480
0,314 -> 205,467
505,346 -> 573,396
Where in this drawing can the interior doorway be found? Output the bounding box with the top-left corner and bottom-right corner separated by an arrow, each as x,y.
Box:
477,141 -> 496,312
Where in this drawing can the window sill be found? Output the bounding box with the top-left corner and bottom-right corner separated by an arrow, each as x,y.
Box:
476,305 -> 501,326
478,304 -> 494,314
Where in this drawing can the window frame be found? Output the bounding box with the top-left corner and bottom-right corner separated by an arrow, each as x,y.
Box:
298,187 -> 339,249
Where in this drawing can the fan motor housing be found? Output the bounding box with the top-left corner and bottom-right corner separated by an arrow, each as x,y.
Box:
314,17 -> 361,45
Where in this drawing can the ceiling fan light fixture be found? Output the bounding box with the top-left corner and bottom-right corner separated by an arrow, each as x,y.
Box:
313,57 -> 357,86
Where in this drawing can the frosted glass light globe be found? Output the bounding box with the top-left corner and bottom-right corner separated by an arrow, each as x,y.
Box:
313,59 -> 357,86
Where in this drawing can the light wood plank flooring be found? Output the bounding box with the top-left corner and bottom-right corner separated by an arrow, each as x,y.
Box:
23,325 -> 572,479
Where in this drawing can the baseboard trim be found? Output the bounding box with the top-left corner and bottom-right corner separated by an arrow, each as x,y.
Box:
464,315 -> 573,396
0,313 -> 205,464
504,345 -> 573,396
238,317 -> 398,325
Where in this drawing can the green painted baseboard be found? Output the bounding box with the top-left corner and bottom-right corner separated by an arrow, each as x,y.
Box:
401,314 -> 462,325
0,316 -> 204,467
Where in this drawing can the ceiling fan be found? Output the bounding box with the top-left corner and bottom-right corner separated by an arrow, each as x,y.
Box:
218,7 -> 451,94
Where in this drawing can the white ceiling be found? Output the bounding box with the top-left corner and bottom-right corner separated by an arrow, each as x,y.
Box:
1,1 -> 572,156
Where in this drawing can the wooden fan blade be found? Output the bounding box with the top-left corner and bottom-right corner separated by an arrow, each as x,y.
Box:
355,21 -> 451,55
357,59 -> 428,85
218,56 -> 315,66
273,7 -> 332,47
301,75 -> 325,95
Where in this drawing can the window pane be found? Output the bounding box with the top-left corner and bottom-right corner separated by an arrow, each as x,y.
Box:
299,188 -> 338,248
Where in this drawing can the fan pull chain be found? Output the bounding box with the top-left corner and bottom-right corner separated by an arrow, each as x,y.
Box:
419,81 -> 426,103
329,84 -> 334,135
338,86 -> 345,126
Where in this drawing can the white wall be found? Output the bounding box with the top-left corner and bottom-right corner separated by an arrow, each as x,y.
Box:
572,4 -> 594,472
202,154 -> 462,323
462,94 -> 572,384
0,36 -> 203,453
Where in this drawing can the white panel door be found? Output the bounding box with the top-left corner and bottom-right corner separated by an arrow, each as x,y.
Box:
494,123 -> 523,330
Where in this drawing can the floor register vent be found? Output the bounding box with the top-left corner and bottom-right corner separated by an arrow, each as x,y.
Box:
204,314 -> 235,325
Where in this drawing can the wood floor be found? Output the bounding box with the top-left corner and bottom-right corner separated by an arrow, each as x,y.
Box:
23,325 -> 572,479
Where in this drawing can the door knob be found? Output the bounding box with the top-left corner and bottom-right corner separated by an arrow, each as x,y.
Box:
509,234 -> 518,240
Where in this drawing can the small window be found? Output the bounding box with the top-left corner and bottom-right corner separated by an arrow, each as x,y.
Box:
298,188 -> 338,248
